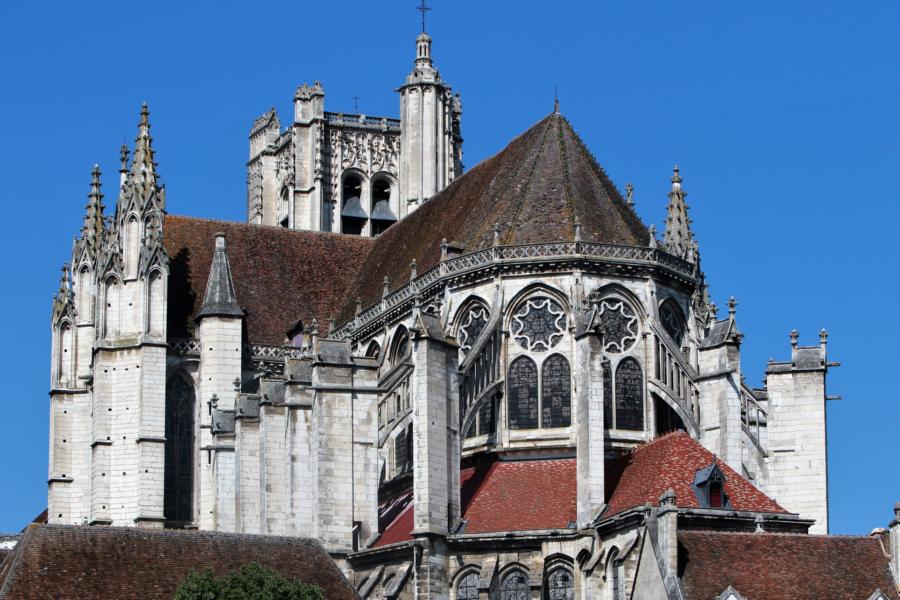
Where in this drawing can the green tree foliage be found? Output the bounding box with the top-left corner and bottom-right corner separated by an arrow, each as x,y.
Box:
174,562 -> 325,600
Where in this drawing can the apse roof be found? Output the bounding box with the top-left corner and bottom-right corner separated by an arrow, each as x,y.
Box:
337,112 -> 650,323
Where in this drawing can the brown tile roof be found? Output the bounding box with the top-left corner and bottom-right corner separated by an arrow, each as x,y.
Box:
604,431 -> 786,518
0,524 -> 360,600
338,112 -> 649,323
678,531 -> 899,599
164,215 -> 373,346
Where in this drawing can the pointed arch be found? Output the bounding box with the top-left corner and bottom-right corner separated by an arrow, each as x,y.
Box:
390,325 -> 410,364
541,354 -> 571,428
499,567 -> 530,600
454,296 -> 490,355
365,339 -> 382,359
75,265 -> 92,323
57,319 -> 74,386
124,214 -> 141,278
505,283 -> 570,332
164,373 -> 195,524
615,357 -> 644,431
103,275 -> 121,338
545,565 -> 575,600
507,356 -> 538,430
146,268 -> 165,337
453,567 -> 480,600
659,297 -> 687,348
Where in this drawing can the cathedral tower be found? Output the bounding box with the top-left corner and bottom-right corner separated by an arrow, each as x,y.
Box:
398,31 -> 462,210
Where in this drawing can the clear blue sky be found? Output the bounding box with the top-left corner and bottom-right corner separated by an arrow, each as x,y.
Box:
1,1 -> 897,534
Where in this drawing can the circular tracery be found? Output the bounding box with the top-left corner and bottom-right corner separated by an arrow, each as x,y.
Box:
511,296 -> 566,352
597,298 -> 638,353
458,304 -> 489,354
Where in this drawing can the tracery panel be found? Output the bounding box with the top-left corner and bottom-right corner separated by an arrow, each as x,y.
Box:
541,354 -> 571,428
511,296 -> 565,352
615,357 -> 644,431
547,568 -> 575,600
500,571 -> 530,600
164,375 -> 195,523
507,357 -> 538,430
660,300 -> 686,347
457,572 -> 479,600
458,303 -> 489,354
597,298 -> 638,353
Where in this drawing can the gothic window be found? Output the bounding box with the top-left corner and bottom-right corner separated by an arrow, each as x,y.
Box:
164,375 -> 195,523
147,270 -> 164,337
58,322 -> 73,385
391,327 -> 410,364
478,396 -> 496,436
104,278 -> 120,338
500,570 -> 529,600
278,186 -> 290,228
614,358 -> 644,431
366,340 -> 381,359
370,176 -> 397,236
511,296 -> 566,352
76,266 -> 91,321
125,216 -> 140,278
546,567 -> 575,600
457,572 -> 479,600
660,300 -> 686,348
341,173 -> 367,235
541,354 -> 571,428
597,298 -> 638,353
507,357 -> 538,430
458,303 -> 489,354
603,360 -> 613,429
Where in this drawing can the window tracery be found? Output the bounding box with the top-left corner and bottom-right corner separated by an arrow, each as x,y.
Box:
511,296 -> 566,352
500,571 -> 529,600
507,356 -> 538,430
546,568 -> 575,600
660,300 -> 686,347
458,303 -> 489,354
164,375 -> 195,523
615,357 -> 644,431
456,572 -> 479,600
541,354 -> 571,428
597,298 -> 638,353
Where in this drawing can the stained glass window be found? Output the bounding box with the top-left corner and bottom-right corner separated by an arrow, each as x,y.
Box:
547,568 -> 575,600
597,299 -> 638,353
394,425 -> 412,474
603,360 -> 613,429
660,300 -> 685,347
500,571 -> 530,600
459,303 -> 489,354
511,296 -> 566,352
507,357 -> 538,430
457,572 -> 479,600
164,375 -> 195,523
615,357 -> 644,431
478,396 -> 496,436
541,354 -> 571,428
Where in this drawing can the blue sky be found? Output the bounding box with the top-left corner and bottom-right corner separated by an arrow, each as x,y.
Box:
0,1 -> 897,534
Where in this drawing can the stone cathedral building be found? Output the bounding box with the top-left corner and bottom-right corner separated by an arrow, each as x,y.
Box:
41,27 -> 900,600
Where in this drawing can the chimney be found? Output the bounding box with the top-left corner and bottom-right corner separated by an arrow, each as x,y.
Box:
658,488 -> 678,582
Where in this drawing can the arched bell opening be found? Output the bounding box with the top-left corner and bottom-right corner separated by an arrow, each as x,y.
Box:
341,172 -> 368,235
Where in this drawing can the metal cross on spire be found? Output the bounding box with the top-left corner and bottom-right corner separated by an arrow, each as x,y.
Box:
415,0 -> 431,33
353,95 -> 360,113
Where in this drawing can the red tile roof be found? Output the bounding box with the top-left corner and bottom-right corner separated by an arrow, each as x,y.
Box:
0,524 -> 360,600
372,502 -> 414,548
604,432 -> 785,518
461,458 -> 577,534
164,215 -> 373,346
337,113 -> 649,323
678,531 -> 899,600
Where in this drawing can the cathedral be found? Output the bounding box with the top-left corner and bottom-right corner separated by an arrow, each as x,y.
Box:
39,23 -> 900,600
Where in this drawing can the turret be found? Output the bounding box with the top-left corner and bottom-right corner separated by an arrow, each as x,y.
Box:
662,166 -> 695,261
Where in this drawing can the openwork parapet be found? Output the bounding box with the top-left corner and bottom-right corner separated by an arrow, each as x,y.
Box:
335,241 -> 695,340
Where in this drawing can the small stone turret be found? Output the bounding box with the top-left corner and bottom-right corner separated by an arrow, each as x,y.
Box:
662,166 -> 695,261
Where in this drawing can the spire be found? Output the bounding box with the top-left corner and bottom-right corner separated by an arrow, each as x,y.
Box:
119,143 -> 129,188
662,165 -> 696,261
81,165 -> 106,249
197,233 -> 243,319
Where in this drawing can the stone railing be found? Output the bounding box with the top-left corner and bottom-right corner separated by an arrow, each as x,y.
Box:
168,338 -> 310,361
324,112 -> 401,130
334,241 -> 695,340
740,383 -> 767,452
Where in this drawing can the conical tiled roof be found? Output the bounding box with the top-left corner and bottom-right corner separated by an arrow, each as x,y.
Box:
338,112 -> 650,323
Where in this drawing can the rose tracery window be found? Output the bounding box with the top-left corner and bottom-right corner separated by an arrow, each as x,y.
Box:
457,572 -> 479,600
547,568 -> 575,600
500,571 -> 529,600
597,299 -> 638,353
459,303 -> 489,354
511,296 -> 566,352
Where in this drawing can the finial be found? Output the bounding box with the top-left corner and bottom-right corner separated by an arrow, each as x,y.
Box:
233,377 -> 241,392
671,165 -> 682,190
119,144 -> 129,172
755,514 -> 765,533
311,318 -> 319,337
709,302 -> 719,320
415,0 -> 431,33
329,317 -> 336,333
214,231 -> 226,250
383,276 -> 390,298
648,224 -> 657,249
353,94 -> 360,113
625,182 -> 634,207
355,296 -> 362,315
410,259 -> 418,280
554,85 -> 559,114
440,238 -> 448,261
819,328 -> 828,345
139,102 -> 150,127
573,216 -> 581,242
493,223 -> 500,246
790,329 -> 799,347
728,296 -> 737,316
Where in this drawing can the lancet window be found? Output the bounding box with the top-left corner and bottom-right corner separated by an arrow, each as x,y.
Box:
614,357 -> 644,431
507,353 -> 572,430
660,299 -> 686,348
456,572 -> 479,600
546,567 -> 575,600
164,375 -> 195,524
500,570 -> 530,600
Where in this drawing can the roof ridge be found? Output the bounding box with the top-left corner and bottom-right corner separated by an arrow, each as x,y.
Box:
165,214 -> 376,243
500,114 -> 555,245
553,114 -> 577,233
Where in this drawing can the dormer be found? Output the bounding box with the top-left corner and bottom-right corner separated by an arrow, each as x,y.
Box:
693,463 -> 731,510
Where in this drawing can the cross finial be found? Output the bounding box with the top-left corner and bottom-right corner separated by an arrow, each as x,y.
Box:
353,95 -> 360,113
415,0 -> 431,33
554,85 -> 559,114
